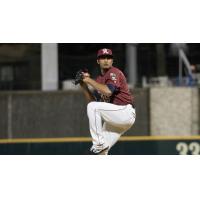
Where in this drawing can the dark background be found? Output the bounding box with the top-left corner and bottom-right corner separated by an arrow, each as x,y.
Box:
0,43 -> 200,90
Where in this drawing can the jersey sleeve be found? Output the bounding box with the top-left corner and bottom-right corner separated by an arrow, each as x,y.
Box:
105,70 -> 121,93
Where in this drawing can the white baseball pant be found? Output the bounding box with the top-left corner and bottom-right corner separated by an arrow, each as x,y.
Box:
87,102 -> 136,152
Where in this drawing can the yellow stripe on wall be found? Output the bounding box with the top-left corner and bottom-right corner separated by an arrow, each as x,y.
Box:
0,135 -> 199,144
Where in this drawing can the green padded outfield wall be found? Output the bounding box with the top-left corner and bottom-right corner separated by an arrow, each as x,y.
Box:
0,136 -> 199,155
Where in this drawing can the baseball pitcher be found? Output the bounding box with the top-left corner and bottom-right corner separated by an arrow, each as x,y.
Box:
74,48 -> 136,155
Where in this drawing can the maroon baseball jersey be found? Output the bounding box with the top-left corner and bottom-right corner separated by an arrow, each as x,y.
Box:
95,66 -> 134,106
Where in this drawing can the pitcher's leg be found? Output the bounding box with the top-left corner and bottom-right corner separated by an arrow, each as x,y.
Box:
102,123 -> 124,153
96,102 -> 135,128
87,102 -> 135,154
87,102 -> 108,148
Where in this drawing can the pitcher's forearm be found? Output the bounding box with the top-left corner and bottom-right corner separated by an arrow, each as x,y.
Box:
80,83 -> 95,103
84,78 -> 112,96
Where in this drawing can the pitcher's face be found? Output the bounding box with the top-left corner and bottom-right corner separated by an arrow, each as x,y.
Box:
97,56 -> 113,70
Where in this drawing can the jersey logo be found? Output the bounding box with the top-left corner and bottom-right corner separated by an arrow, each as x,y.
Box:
110,73 -> 117,83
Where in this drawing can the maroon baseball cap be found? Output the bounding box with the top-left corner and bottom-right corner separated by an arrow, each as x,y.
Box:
97,48 -> 113,58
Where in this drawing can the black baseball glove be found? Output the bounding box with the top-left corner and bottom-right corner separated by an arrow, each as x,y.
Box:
73,68 -> 88,85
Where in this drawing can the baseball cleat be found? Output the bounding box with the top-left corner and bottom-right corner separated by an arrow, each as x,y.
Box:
90,144 -> 109,155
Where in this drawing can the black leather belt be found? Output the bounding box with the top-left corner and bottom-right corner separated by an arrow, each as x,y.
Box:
130,102 -> 135,109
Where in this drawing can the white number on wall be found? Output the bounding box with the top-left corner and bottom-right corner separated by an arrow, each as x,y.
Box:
188,142 -> 200,155
176,142 -> 200,155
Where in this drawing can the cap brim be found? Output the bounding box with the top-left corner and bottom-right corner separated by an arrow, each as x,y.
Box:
97,55 -> 113,59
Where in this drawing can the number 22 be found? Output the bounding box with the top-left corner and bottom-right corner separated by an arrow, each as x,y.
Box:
176,142 -> 200,155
